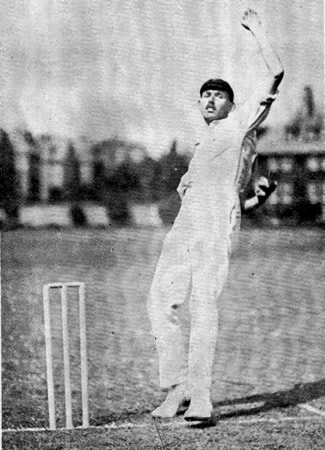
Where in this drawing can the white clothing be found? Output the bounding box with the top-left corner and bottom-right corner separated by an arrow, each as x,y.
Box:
147,90 -> 277,392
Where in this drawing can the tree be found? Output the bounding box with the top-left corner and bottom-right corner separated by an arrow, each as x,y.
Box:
137,156 -> 162,202
64,143 -> 81,201
104,161 -> 140,226
24,131 -> 41,203
0,129 -> 20,227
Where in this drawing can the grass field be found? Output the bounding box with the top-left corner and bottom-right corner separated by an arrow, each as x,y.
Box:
2,227 -> 325,449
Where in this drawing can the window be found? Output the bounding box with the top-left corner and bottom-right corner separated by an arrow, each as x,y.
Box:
307,182 -> 321,204
278,182 -> 294,205
280,158 -> 293,173
267,157 -> 278,173
306,157 -> 320,172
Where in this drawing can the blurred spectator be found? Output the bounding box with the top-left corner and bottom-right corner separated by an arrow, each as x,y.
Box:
70,203 -> 88,227
104,160 -> 140,226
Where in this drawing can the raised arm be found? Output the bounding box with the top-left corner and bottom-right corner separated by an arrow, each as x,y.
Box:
241,9 -> 284,95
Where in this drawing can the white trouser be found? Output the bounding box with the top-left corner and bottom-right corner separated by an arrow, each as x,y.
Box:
147,194 -> 241,394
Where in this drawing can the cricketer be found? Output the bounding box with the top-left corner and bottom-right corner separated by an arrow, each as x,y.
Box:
147,8 -> 284,421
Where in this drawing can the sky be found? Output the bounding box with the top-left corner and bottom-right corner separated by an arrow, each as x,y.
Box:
1,0 -> 323,157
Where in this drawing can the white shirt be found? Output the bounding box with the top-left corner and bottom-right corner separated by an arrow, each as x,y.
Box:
185,90 -> 278,205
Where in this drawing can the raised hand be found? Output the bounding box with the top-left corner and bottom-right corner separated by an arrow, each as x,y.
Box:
241,8 -> 262,32
240,7 -> 284,94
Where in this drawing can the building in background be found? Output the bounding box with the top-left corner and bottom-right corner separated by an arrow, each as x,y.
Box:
9,132 -> 147,205
2,87 -> 324,227
285,86 -> 323,143
257,140 -> 324,225
255,86 -> 324,225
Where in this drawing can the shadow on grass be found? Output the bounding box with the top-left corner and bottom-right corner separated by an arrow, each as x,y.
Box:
94,380 -> 325,430
189,379 -> 325,429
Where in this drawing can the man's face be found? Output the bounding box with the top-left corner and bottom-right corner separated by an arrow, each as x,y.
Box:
198,89 -> 233,124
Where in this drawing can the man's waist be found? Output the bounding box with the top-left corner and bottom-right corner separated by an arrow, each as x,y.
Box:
185,182 -> 238,199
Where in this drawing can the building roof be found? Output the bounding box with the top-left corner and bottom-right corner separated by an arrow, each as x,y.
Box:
257,132 -> 324,155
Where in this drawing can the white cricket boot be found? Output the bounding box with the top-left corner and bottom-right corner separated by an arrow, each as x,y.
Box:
151,383 -> 190,418
184,391 -> 213,422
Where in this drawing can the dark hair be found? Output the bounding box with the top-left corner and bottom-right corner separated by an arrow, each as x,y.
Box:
200,78 -> 234,103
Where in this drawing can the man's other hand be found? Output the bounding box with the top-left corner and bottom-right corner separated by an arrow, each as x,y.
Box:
255,176 -> 277,206
177,174 -> 193,199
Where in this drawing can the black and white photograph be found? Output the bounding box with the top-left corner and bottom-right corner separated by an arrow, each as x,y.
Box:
1,0 -> 324,448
